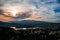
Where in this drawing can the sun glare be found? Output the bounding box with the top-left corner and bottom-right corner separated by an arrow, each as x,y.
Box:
11,9 -> 17,16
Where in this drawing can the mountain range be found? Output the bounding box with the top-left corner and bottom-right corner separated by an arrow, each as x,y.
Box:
0,20 -> 60,28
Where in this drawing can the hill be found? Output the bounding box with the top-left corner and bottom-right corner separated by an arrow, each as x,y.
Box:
0,20 -> 60,28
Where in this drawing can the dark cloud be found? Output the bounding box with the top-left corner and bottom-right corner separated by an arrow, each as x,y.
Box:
0,10 -> 15,18
15,12 -> 31,19
0,9 -> 31,19
0,9 -> 4,14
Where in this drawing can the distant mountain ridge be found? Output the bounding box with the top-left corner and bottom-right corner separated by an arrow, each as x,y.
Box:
10,20 -> 50,24
0,20 -> 60,28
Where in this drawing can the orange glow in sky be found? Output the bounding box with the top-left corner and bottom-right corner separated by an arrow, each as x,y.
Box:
0,6 -> 43,22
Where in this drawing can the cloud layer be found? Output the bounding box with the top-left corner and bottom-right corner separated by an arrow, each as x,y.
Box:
0,0 -> 60,23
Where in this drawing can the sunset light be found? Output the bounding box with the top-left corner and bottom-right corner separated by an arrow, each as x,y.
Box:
11,9 -> 17,17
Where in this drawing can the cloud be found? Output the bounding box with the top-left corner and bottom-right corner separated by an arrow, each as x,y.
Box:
0,0 -> 60,23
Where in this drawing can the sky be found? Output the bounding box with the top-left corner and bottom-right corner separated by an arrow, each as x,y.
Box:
0,0 -> 60,23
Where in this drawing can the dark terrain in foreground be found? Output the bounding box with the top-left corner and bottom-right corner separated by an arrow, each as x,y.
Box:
0,26 -> 60,40
0,20 -> 60,40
